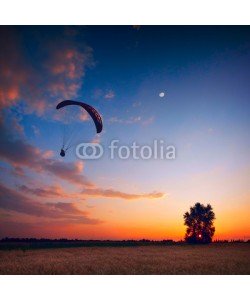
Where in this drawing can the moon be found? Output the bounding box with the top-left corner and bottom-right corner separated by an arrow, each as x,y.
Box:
159,92 -> 165,98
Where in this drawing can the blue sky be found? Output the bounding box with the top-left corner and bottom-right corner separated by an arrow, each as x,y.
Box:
0,26 -> 249,239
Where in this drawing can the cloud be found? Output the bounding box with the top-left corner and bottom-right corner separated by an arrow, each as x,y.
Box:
82,187 -> 166,200
108,116 -> 142,124
92,89 -> 115,100
91,134 -> 101,144
79,110 -> 90,121
0,27 -> 27,109
0,27 -> 93,115
0,119 -> 93,187
44,160 -> 93,187
42,150 -> 54,159
46,202 -> 86,215
18,183 -> 165,201
104,90 -> 115,100
18,184 -> 85,201
142,116 -> 154,126
108,115 -> 154,126
0,183 -> 101,224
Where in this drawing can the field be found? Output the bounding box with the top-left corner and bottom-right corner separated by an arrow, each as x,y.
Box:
0,244 -> 249,275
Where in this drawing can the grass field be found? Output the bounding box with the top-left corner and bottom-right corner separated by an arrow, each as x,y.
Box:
0,244 -> 249,275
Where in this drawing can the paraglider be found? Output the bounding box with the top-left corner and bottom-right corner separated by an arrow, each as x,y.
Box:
56,100 -> 103,157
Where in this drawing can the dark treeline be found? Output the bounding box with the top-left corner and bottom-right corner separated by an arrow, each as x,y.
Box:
0,238 -> 249,250
213,239 -> 249,243
0,238 -> 175,250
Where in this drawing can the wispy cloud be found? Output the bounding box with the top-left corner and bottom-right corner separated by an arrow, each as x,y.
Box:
108,116 -> 141,124
18,184 -> 85,201
79,110 -> 90,121
104,90 -> 115,100
0,183 -> 101,224
91,134 -> 101,144
108,115 -> 154,126
17,183 -> 166,201
142,116 -> 154,126
82,187 -> 166,200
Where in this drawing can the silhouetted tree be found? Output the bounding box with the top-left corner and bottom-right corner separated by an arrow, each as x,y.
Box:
184,203 -> 215,244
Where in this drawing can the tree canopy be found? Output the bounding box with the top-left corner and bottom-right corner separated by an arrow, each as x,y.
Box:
184,202 -> 215,244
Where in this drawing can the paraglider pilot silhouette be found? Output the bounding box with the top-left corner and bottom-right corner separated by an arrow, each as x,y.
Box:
60,149 -> 66,157
56,100 -> 103,157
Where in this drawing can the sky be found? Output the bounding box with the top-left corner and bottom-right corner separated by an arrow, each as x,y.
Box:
0,26 -> 249,240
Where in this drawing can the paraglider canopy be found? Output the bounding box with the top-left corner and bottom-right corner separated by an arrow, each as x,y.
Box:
56,100 -> 103,157
56,100 -> 103,134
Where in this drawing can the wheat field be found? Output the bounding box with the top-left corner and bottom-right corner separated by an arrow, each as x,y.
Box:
0,244 -> 249,275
